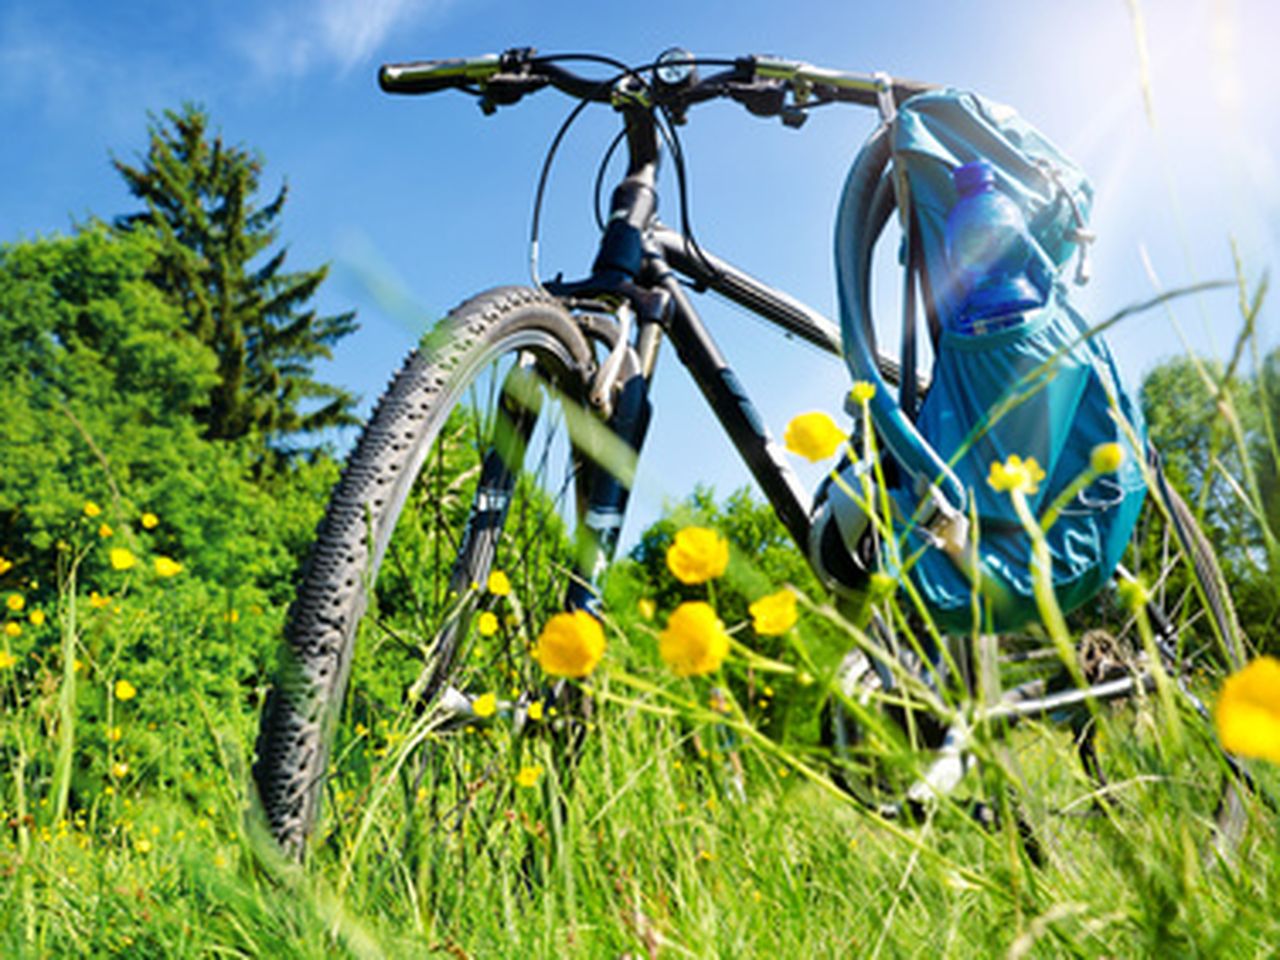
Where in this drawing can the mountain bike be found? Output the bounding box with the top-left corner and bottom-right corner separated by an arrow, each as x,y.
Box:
252,48 -> 1252,859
